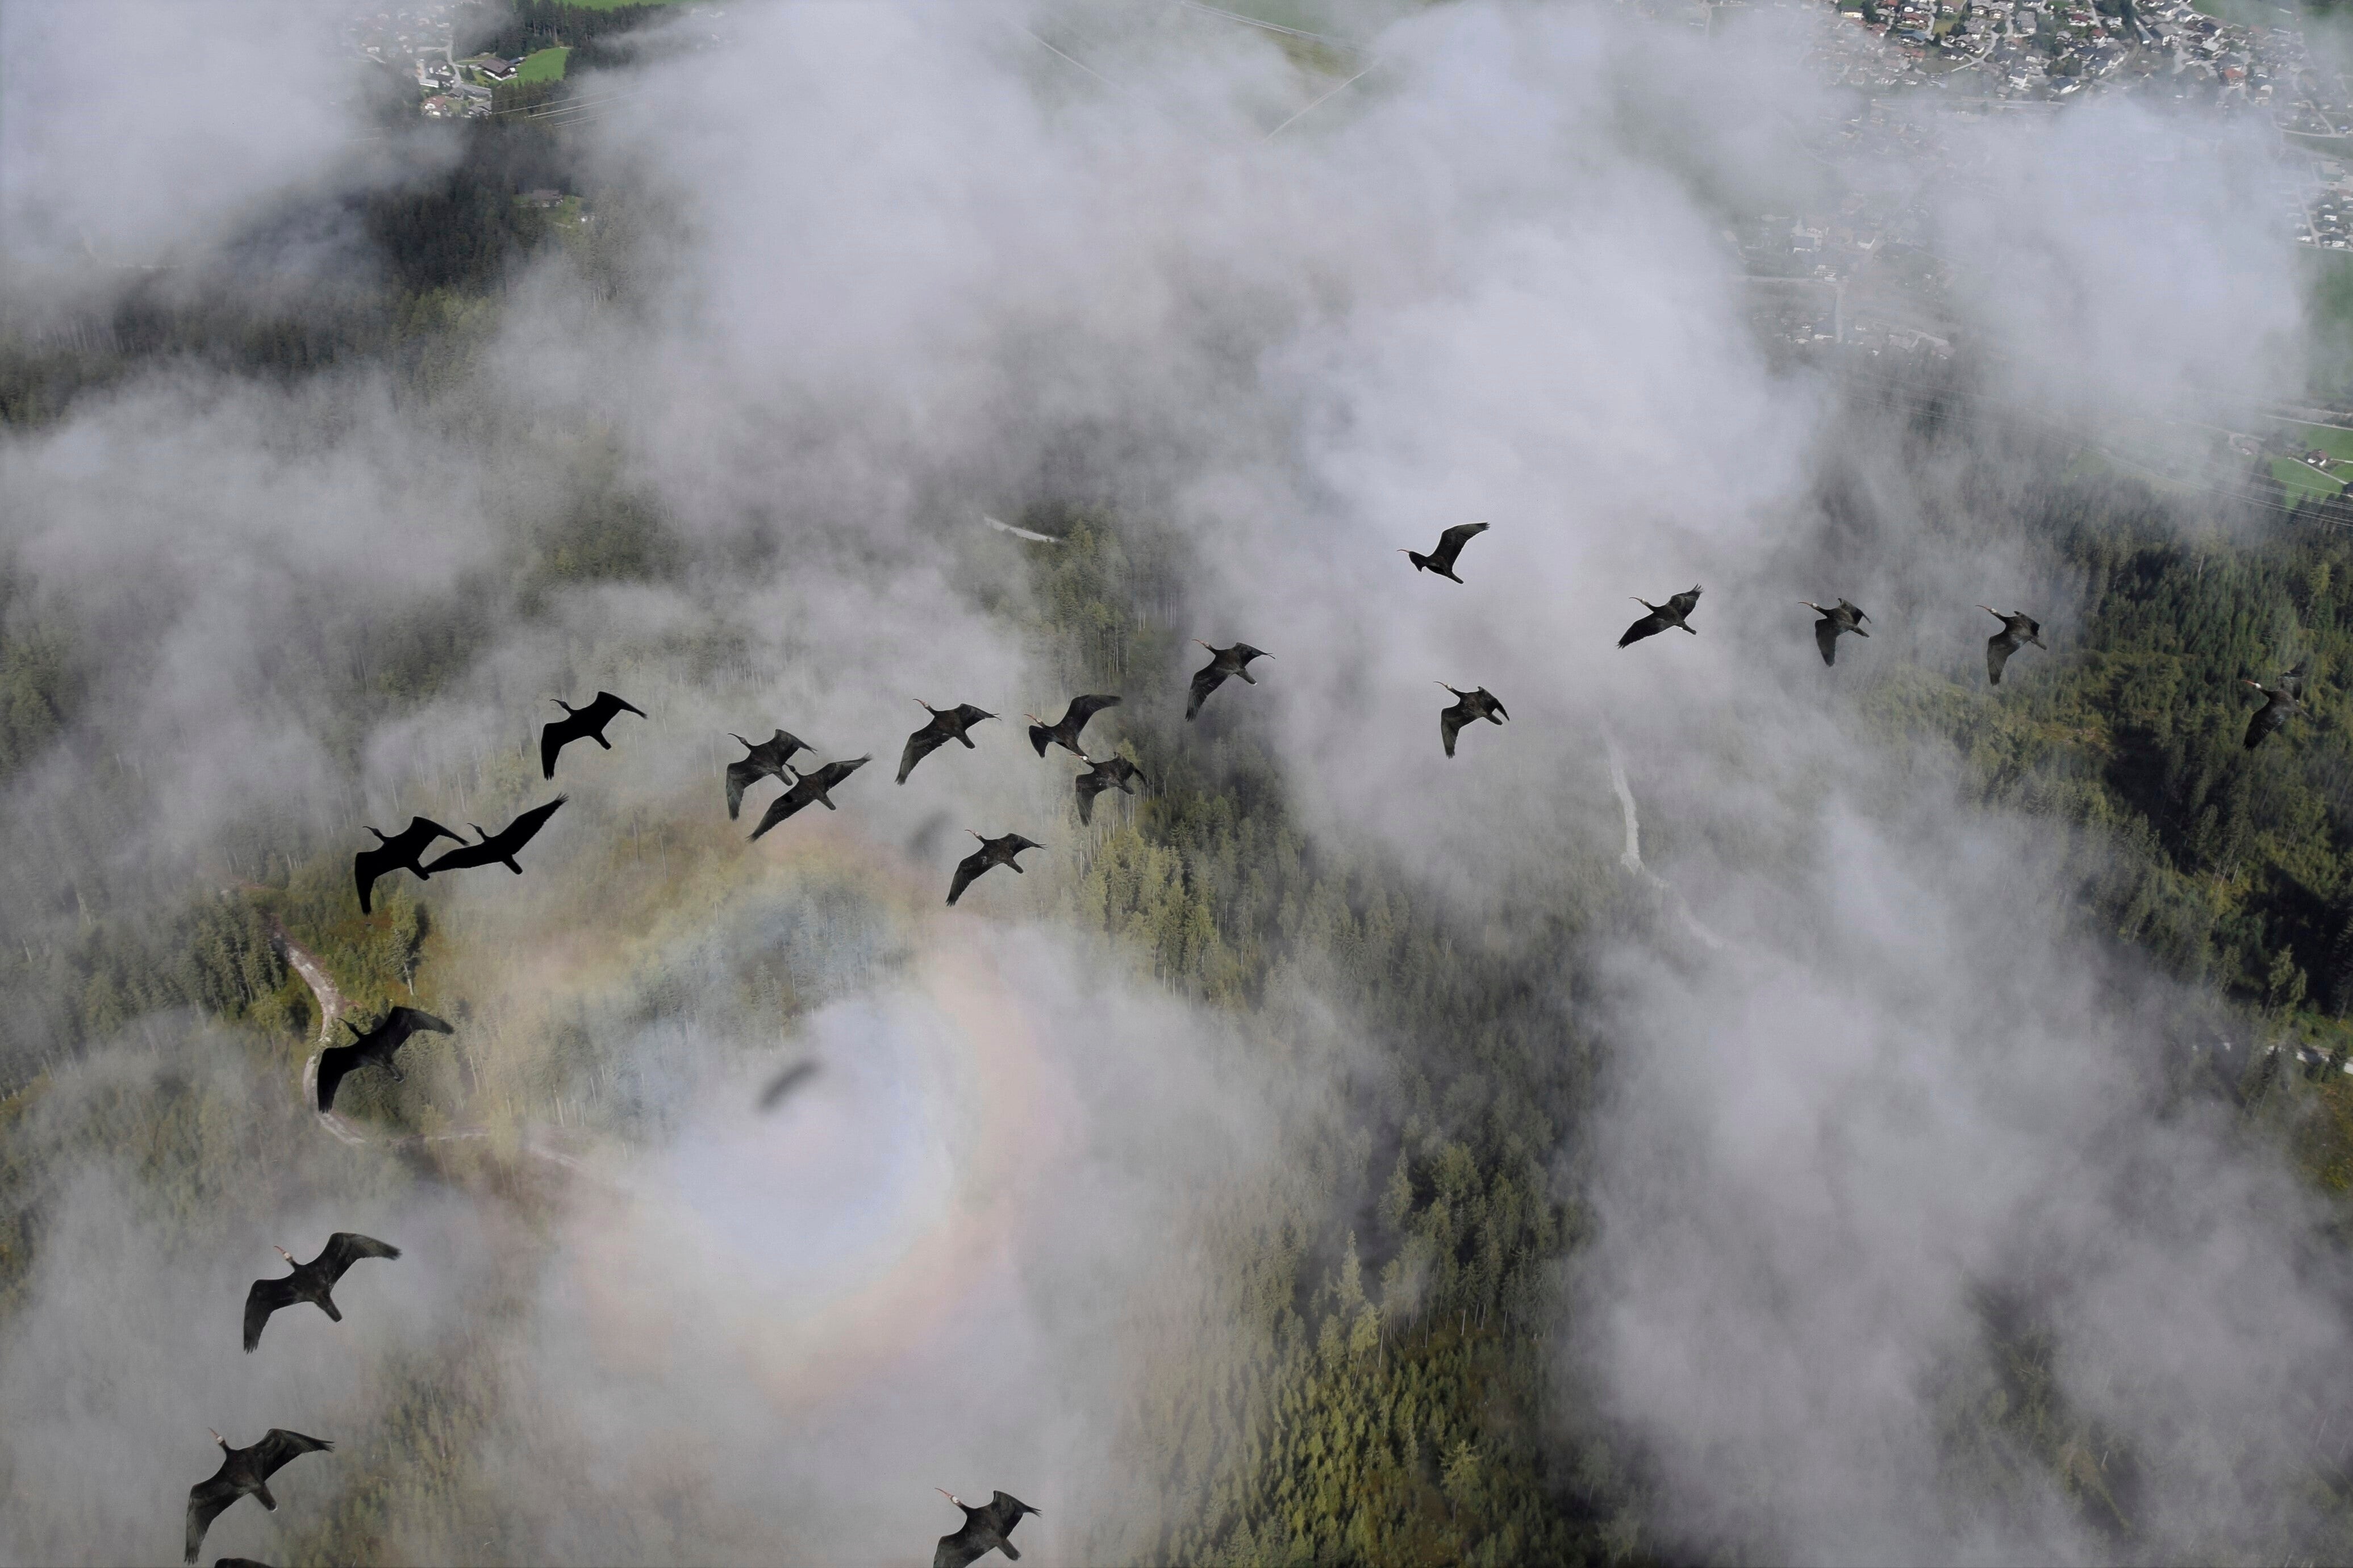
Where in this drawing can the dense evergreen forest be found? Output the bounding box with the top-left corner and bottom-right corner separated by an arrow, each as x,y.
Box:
15,80 -> 2353,1563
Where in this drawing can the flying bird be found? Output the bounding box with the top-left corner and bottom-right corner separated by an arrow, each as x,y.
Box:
1437,684 -> 1509,756
315,1006 -> 452,1114
899,700 -> 996,784
540,691 -> 645,780
759,1060 -> 820,1111
2243,678 -> 2305,751
725,730 -> 809,819
947,831 -> 1040,906
1074,755 -> 1145,825
1978,606 -> 2046,686
1619,586 -> 1701,647
748,756 -> 871,841
184,1428 -> 332,1565
1186,641 -> 1270,720
1027,695 -> 1120,758
352,817 -> 460,914
933,1488 -> 1040,1568
213,1559 -> 278,1567
1801,599 -> 1871,666
242,1234 -> 400,1353
1400,521 -> 1489,583
421,797 -> 565,877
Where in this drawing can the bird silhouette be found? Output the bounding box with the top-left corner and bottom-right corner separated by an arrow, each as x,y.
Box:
1400,522 -> 1489,583
1438,684 -> 1509,756
1801,599 -> 1871,666
899,700 -> 996,784
1620,586 -> 1701,646
1074,755 -> 1146,825
315,1006 -> 452,1114
2243,678 -> 2305,751
948,831 -> 1040,906
242,1234 -> 400,1353
748,756 -> 871,841
759,1060 -> 820,1111
421,798 -> 565,877
1979,606 -> 2045,686
540,691 -> 645,780
184,1429 -> 332,1565
352,817 -> 460,914
725,730 -> 808,819
1027,695 -> 1120,758
213,1559 -> 277,1567
2277,660 -> 2309,700
1187,641 -> 1270,720
933,1488 -> 1040,1568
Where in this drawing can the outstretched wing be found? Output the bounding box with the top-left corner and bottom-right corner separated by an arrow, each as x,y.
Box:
983,1492 -> 1036,1537
1485,693 -> 1510,722
399,817 -> 461,858
899,723 -> 950,785
591,691 -> 646,723
949,704 -> 994,735
1666,588 -> 1701,618
497,797 -> 566,854
353,846 -> 391,915
187,1475 -> 239,1565
725,757 -> 767,819
1432,521 -> 1488,573
1440,701 -> 1466,758
315,1044 -> 360,1113
539,715 -> 578,780
1065,694 -> 1121,728
421,837 -> 497,875
2281,661 -> 2307,699
1186,665 -> 1226,720
947,850 -> 990,906
1075,770 -> 1107,825
243,1277 -> 299,1352
382,1008 -> 453,1051
251,1429 -> 333,1481
1986,632 -> 2016,687
2246,700 -> 2290,751
1618,612 -> 1666,648
748,788 -> 810,841
320,1232 -> 401,1286
934,1525 -> 988,1568
1813,618 -> 1840,667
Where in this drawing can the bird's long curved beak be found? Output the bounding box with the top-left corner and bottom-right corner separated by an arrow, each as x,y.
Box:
1976,605 -> 1997,616
209,1429 -> 225,1446
937,1488 -> 959,1506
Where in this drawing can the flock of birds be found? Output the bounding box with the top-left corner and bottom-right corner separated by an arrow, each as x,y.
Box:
178,520 -> 2307,1565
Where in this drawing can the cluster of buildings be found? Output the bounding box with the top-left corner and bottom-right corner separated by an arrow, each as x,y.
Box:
344,1 -> 506,119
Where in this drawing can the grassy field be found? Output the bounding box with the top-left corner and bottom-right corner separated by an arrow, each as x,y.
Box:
515,47 -> 570,82
2273,452 -> 2346,500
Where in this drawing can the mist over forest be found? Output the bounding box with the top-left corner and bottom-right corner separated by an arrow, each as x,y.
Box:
11,0 -> 2353,1563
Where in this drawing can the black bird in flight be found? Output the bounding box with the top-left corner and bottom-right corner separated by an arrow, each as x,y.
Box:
541,690 -> 645,780
315,1006 -> 452,1114
1801,599 -> 1871,666
899,700 -> 996,784
1619,586 -> 1701,647
214,1559 -> 278,1567
1437,684 -> 1509,756
184,1428 -> 332,1565
759,1060 -> 820,1111
1074,755 -> 1145,825
1187,641 -> 1270,720
1400,521 -> 1488,583
726,730 -> 808,819
749,755 -> 871,841
1979,606 -> 2045,686
422,797 -> 566,877
2243,678 -> 2305,751
2277,660 -> 2309,699
353,817 -> 460,914
243,1234 -> 400,1353
934,1488 -> 1041,1568
1027,695 -> 1120,758
948,831 -> 1040,906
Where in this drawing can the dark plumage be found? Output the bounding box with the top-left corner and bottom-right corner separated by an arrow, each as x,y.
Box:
1619,586 -> 1701,646
759,1061 -> 820,1111
947,832 -> 1040,906
353,817 -> 460,914
1026,695 -> 1120,758
315,1006 -> 452,1114
1400,521 -> 1488,583
1074,755 -> 1146,825
1801,599 -> 1870,666
725,730 -> 809,819
1979,605 -> 2045,686
242,1234 -> 400,1353
540,690 -> 645,780
2243,678 -> 2305,751
899,700 -> 996,784
184,1429 -> 332,1565
214,1559 -> 278,1567
1437,684 -> 1509,756
934,1488 -> 1040,1568
2278,660 -> 2309,700
748,756 -> 871,841
1186,641 -> 1270,720
421,797 -> 565,876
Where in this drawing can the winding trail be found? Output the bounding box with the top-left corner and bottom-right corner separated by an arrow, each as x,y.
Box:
1603,733 -> 1730,953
